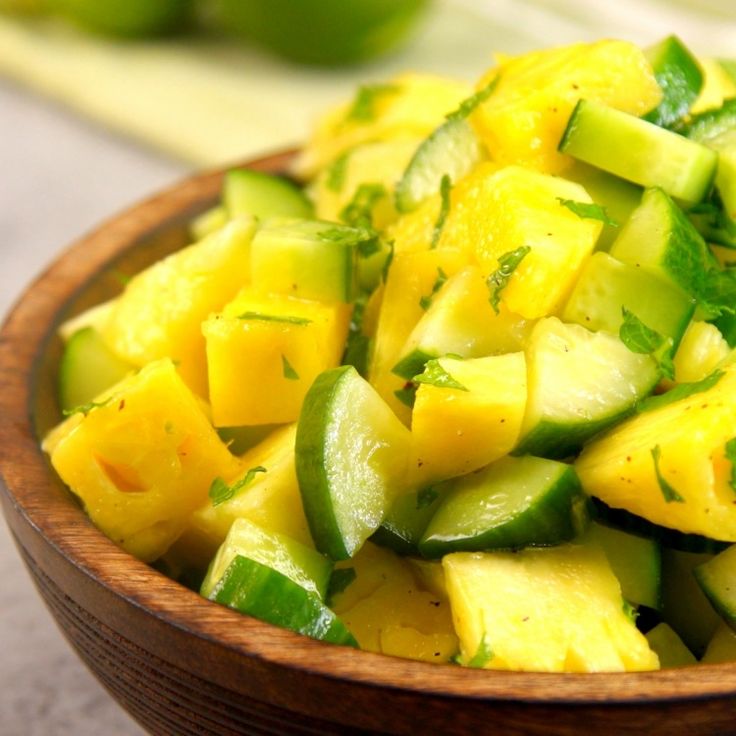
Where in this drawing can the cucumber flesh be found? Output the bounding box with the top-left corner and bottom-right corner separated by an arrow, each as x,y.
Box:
209,555 -> 357,647
223,169 -> 313,220
643,35 -> 703,128
59,327 -> 134,412
395,117 -> 484,213
694,543 -> 736,630
559,99 -> 717,203
419,456 -> 589,558
295,366 -> 411,560
562,251 -> 695,352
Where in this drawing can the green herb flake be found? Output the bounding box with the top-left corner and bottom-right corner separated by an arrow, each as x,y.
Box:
416,487 -> 439,510
414,359 -> 468,392
318,224 -> 379,256
622,599 -> 639,623
282,355 -> 299,381
325,151 -> 350,193
340,183 -> 387,230
326,568 -> 357,605
394,381 -> 417,408
209,466 -> 267,507
346,83 -> 399,122
445,76 -> 500,123
237,311 -> 312,326
650,445 -> 685,504
699,268 -> 736,318
557,198 -> 619,227
619,308 -> 675,380
725,437 -> 736,493
381,239 -> 395,282
62,397 -> 113,417
431,175 -> 453,249
164,420 -> 175,434
467,634 -> 494,668
486,246 -> 531,314
419,267 -> 448,310
637,370 -> 724,413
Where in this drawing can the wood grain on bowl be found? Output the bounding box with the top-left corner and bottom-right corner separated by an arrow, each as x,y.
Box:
1,150 -> 736,736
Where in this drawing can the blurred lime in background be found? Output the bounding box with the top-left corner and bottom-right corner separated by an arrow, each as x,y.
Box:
50,0 -> 194,38
214,0 -> 430,66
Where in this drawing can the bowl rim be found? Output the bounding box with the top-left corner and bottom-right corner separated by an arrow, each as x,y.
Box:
2,149 -> 736,709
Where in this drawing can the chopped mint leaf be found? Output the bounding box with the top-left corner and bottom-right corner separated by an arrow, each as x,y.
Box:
281,355 -> 299,381
431,175 -> 453,249
209,466 -> 267,507
381,239 -> 395,282
414,359 -> 469,392
486,246 -> 531,314
557,198 -> 619,227
394,381 -> 417,408
340,183 -> 387,230
326,568 -> 356,605
619,308 -> 675,380
622,599 -> 639,623
699,268 -> 736,318
467,634 -> 494,668
725,437 -> 736,493
325,151 -> 350,193
637,370 -> 724,413
690,201 -> 736,241
419,267 -> 448,310
318,224 -> 380,256
341,294 -> 370,376
237,311 -> 312,326
650,445 -> 685,503
416,486 -> 439,510
346,83 -> 399,122
62,397 -> 113,417
445,76 -> 500,123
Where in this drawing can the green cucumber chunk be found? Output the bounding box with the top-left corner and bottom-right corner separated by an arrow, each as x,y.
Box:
644,622 -> 697,668
371,485 -> 445,555
694,544 -> 736,630
588,521 -> 661,610
677,98 -> 736,151
59,327 -> 134,412
295,365 -> 411,560
223,169 -> 313,220
609,187 -> 715,311
395,117 -> 483,213
419,456 -> 589,559
562,251 -> 695,351
250,218 -> 371,303
200,517 -> 332,599
643,35 -> 703,128
209,555 -> 356,647
559,99 -> 717,203
515,318 -> 659,460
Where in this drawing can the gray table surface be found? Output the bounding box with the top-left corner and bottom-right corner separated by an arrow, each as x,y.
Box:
0,78 -> 188,736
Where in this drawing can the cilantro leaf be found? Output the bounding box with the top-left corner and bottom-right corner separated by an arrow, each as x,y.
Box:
340,183 -> 387,230
650,445 -> 685,503
467,634 -> 494,668
431,175 -> 453,249
238,311 -> 312,326
209,466 -> 267,507
346,83 -> 399,122
62,397 -> 113,417
445,76 -> 500,123
414,359 -> 469,392
619,308 -> 675,380
282,355 -> 299,381
637,370 -> 724,413
416,487 -> 439,510
325,151 -> 350,193
557,198 -> 619,227
419,267 -> 448,310
393,381 -> 418,408
486,246 -> 531,314
725,437 -> 736,493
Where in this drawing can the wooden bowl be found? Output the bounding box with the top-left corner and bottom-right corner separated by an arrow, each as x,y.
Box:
2,151 -> 736,736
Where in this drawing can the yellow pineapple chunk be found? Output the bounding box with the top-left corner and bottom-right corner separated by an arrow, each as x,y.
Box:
296,73 -> 472,180
43,359 -> 240,562
471,40 -> 661,174
331,543 -> 458,663
576,365 -> 736,541
439,165 -> 601,319
443,542 -> 659,672
102,218 -> 256,397
672,321 -> 730,384
411,353 -> 527,485
203,288 -> 351,426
